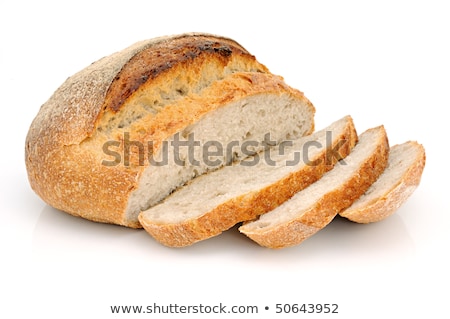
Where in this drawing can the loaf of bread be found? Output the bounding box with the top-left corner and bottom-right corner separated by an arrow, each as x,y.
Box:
139,116 -> 357,247
25,33 -> 315,228
25,33 -> 426,249
239,126 -> 389,248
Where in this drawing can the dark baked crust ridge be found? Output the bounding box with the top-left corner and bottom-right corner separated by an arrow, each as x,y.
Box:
104,34 -> 264,113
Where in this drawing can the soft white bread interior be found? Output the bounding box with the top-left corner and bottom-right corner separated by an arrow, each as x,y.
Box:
239,125 -> 389,249
138,116 -> 357,247
339,141 -> 426,223
25,33 -> 315,228
125,84 -> 315,223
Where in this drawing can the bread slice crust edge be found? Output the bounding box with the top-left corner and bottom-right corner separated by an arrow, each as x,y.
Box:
139,116 -> 358,247
239,126 -> 390,249
339,141 -> 426,223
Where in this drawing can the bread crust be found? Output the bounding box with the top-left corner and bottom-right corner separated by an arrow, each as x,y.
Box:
240,126 -> 390,249
138,116 -> 357,247
339,142 -> 426,223
25,33 -> 314,227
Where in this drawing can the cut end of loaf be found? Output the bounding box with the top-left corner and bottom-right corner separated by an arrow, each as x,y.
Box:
125,82 -> 315,223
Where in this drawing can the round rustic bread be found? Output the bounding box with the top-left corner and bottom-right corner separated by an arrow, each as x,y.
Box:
25,33 -> 315,227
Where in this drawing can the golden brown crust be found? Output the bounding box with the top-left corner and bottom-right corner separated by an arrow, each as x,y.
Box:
138,117 -> 357,247
103,34 -> 260,113
240,126 -> 390,249
25,33 -> 314,227
339,142 -> 426,223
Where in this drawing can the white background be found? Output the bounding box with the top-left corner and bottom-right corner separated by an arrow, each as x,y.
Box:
1,0 -> 449,318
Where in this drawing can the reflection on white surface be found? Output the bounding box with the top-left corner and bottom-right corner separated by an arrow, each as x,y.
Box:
33,204 -> 415,269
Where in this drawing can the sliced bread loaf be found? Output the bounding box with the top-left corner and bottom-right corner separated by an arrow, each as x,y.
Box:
239,125 -> 389,249
339,141 -> 426,223
139,116 -> 358,247
25,33 -> 315,228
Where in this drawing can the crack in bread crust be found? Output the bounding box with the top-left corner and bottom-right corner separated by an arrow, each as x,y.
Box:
104,34 -> 264,113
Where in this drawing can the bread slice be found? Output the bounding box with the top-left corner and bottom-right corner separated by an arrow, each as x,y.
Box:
138,116 -> 358,247
239,125 -> 389,249
339,141 -> 425,223
25,33 -> 315,227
